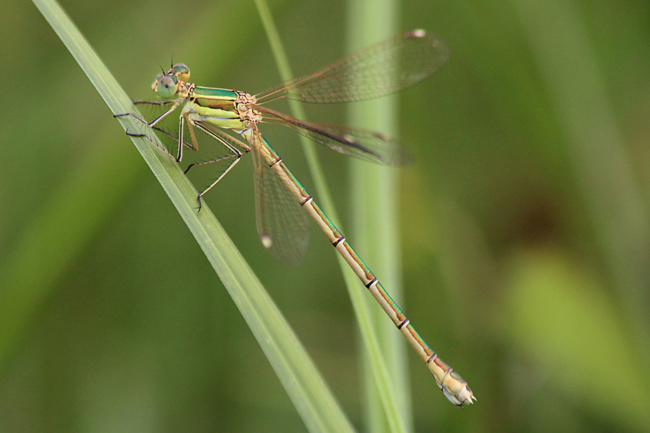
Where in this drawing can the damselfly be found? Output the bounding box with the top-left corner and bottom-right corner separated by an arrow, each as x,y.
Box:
115,30 -> 475,407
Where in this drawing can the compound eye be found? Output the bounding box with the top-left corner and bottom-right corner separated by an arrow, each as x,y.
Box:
155,74 -> 178,99
172,63 -> 190,82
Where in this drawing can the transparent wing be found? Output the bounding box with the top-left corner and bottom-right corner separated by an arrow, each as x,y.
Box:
256,30 -> 448,104
252,143 -> 311,267
255,105 -> 413,166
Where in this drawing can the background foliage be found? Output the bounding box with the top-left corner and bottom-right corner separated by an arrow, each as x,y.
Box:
1,0 -> 650,431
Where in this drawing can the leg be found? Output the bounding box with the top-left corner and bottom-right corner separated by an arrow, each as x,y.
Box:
113,99 -> 175,123
187,123 -> 251,211
114,101 -> 188,160
114,100 -> 180,128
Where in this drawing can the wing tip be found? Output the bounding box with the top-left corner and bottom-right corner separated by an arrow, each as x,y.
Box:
407,29 -> 428,38
260,233 -> 273,249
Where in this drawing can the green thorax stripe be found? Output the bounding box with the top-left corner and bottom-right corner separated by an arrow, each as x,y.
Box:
193,86 -> 238,99
192,87 -> 239,110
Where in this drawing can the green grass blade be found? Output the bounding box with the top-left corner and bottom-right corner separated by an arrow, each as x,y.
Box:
254,1 -> 408,431
346,0 -> 414,431
32,0 -> 355,431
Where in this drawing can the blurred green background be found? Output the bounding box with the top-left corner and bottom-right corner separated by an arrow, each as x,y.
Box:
2,0 -> 650,431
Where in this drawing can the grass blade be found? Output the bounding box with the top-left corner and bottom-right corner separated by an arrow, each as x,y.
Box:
346,0 -> 414,431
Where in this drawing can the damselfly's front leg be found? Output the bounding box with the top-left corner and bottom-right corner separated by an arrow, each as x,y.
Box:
114,99 -> 189,159
133,99 -> 183,128
114,118 -> 179,161
114,99 -> 178,127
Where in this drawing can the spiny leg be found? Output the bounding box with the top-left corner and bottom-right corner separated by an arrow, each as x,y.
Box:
175,112 -> 187,162
185,122 -> 251,212
115,102 -> 195,161
132,99 -> 176,107
114,112 -> 178,159
114,99 -> 180,130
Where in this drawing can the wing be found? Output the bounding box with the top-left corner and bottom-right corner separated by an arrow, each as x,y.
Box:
255,104 -> 413,166
252,141 -> 311,267
256,30 -> 448,104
